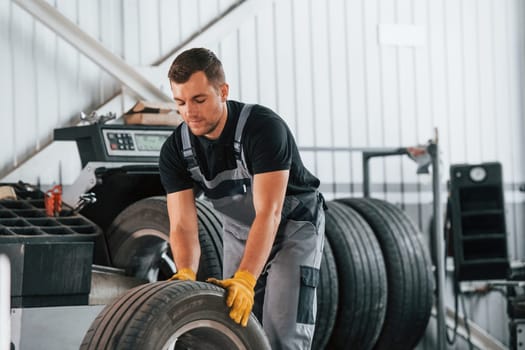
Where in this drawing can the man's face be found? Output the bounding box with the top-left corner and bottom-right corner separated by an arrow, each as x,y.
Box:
170,71 -> 229,139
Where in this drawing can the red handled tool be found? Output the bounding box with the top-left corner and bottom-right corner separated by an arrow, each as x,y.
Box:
45,185 -> 63,217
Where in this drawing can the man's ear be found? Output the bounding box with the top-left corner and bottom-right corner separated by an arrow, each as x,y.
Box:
220,83 -> 229,102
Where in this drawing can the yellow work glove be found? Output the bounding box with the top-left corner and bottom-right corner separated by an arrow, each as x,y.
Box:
168,267 -> 196,281
207,270 -> 256,327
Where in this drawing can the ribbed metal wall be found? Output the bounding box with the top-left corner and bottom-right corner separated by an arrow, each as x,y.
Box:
1,0 -> 524,348
0,0 -> 238,177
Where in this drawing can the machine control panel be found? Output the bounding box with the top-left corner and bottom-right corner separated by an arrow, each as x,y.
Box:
102,129 -> 172,157
54,123 -> 177,166
106,132 -> 135,151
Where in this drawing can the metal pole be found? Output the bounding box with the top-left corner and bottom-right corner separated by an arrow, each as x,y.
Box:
363,154 -> 371,198
0,254 -> 10,350
429,141 -> 446,350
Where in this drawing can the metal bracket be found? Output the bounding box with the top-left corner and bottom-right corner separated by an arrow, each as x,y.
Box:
62,161 -> 154,207
518,323 -> 525,349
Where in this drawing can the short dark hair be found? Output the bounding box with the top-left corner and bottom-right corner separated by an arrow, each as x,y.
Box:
168,48 -> 225,88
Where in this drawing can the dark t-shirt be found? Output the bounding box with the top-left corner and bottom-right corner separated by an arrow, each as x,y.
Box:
159,100 -> 320,196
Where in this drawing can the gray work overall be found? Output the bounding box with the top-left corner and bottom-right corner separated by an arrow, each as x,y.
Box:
181,105 -> 325,350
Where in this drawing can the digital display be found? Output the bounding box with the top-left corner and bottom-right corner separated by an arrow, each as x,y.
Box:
135,133 -> 169,152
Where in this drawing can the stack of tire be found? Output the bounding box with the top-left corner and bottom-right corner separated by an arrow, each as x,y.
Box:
81,197 -> 434,350
320,198 -> 435,350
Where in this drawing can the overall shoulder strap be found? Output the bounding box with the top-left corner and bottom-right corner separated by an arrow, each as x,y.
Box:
181,123 -> 198,168
233,104 -> 254,161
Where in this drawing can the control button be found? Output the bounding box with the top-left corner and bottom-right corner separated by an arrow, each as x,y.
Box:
111,144 -> 118,150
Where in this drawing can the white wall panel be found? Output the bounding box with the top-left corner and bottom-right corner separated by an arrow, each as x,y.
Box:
478,0 -> 496,162
328,0 -> 350,149
237,17 -> 258,103
413,2 -> 433,142
505,0 -> 522,257
427,0 -> 449,166
11,4 -> 37,164
0,0 -> 14,175
78,0 -> 101,110
34,19 -> 58,146
310,0 -> 331,149
445,0 -> 466,165
98,0 -> 121,104
379,0 -> 402,203
138,1 -> 160,64
462,0 -> 481,164
199,0 -> 219,30
273,0 -> 295,131
493,1 -> 515,185
158,0 -> 182,56
54,0 -> 85,128
219,30 -> 239,100
347,1 -> 368,150
345,1 -> 368,194
122,0 -> 140,65
179,1 -> 200,40
255,3 -> 277,109
511,1 -> 525,257
291,0 -> 314,147
99,0 -> 122,58
311,0 -> 333,186
326,0 -> 349,194
366,0 -> 390,195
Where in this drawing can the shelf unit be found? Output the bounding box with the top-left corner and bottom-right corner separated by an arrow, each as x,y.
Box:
449,162 -> 509,281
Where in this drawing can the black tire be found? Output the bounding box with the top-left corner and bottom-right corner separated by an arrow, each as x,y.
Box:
80,281 -> 271,350
337,198 -> 434,350
194,200 -> 224,279
106,196 -> 223,281
312,238 -> 338,350
325,201 -> 388,350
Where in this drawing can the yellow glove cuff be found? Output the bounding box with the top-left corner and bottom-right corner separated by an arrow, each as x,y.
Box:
233,270 -> 257,289
169,267 -> 196,281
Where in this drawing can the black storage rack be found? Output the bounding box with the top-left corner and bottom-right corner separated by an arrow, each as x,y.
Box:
0,183 -> 101,307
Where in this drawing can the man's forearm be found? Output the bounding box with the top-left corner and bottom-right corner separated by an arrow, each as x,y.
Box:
238,211 -> 281,278
170,228 -> 201,272
166,190 -> 201,273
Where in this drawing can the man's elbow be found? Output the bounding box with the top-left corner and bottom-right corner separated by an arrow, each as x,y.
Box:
265,207 -> 283,229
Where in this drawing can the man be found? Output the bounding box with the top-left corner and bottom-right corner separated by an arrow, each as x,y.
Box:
159,47 -> 325,349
